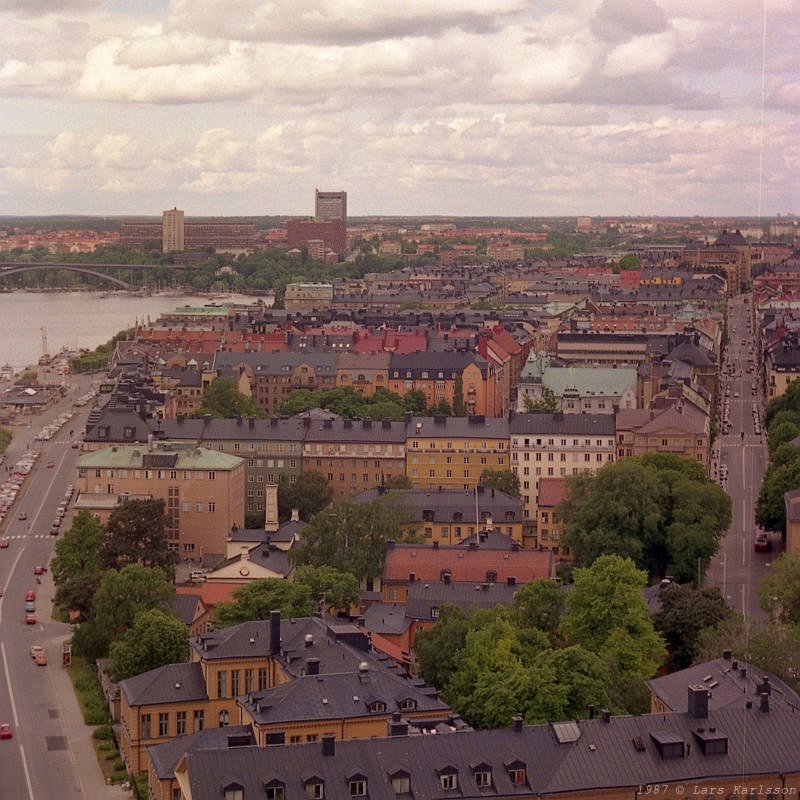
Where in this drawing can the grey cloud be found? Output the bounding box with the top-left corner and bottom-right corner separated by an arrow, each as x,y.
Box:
0,0 -> 100,14
591,0 -> 669,43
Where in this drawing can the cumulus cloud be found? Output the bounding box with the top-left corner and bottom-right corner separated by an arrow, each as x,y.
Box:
592,0 -> 669,43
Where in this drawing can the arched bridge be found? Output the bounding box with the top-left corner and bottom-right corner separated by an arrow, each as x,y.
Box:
0,261 -> 167,289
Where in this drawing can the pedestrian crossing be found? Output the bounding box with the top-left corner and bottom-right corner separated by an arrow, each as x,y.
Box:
1,533 -> 54,540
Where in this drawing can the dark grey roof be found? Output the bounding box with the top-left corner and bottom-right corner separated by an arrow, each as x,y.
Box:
509,412 -> 616,435
239,668 -> 449,724
83,404 -> 151,443
190,620 -> 275,662
664,341 -> 716,367
148,725 -> 254,780
159,415 -> 307,442
182,702 -> 800,799
213,351 -> 338,375
405,581 -> 519,621
354,487 -> 522,525
212,543 -> 293,578
362,603 -> 410,636
303,417 -> 407,443
406,415 -> 510,439
120,662 -> 207,707
646,655 -> 800,714
456,529 -> 518,550
172,593 -> 200,626
389,350 -> 491,377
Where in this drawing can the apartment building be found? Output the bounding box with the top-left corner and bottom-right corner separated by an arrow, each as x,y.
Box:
75,441 -> 245,560
405,415 -> 510,490
509,413 -> 616,520
336,351 -> 391,396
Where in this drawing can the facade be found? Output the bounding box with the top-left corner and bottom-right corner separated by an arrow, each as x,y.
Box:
162,208 -> 185,253
534,477 -> 568,556
509,413 -> 616,520
302,417 -> 407,496
120,213 -> 256,253
286,219 -> 347,256
314,189 -> 347,223
336,352 -> 391,396
405,415 -> 510,490
283,282 -> 334,314
75,441 -> 245,560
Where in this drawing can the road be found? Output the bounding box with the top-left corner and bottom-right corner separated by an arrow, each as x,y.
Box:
705,293 -> 774,621
0,371 -> 108,800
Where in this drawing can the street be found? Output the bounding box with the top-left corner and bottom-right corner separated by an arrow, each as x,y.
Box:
705,294 -> 774,621
0,372 -> 126,800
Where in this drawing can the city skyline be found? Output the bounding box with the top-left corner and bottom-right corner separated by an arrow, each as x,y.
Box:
0,1 -> 797,218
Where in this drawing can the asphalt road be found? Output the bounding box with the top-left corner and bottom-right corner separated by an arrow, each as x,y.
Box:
705,294 -> 774,621
0,371 -> 121,800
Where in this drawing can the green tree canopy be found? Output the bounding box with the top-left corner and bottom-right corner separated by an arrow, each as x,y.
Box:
561,555 -> 665,685
109,608 -> 188,681
214,578 -> 315,627
51,510 -> 104,620
523,386 -> 559,413
0,426 -> 11,454
277,470 -> 333,522
758,552 -> 800,625
291,496 -> 415,580
479,469 -> 521,499
102,498 -> 177,576
768,421 -> 800,454
195,376 -> 265,419
654,584 -> 734,671
292,565 -> 361,610
561,454 -> 730,582
756,458 -> 800,532
512,579 -> 565,642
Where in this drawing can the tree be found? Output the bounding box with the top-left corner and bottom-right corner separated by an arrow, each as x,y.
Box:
277,470 -> 333,522
109,608 -> 188,681
561,455 -> 730,582
654,584 -> 734,671
291,496 -> 415,580
768,420 -> 800,454
293,565 -> 361,610
513,580 -> 565,641
427,398 -> 453,416
402,389 -> 428,415
453,375 -> 467,416
523,387 -> 559,413
758,552 -> 800,625
479,469 -> 521,499
0,426 -> 11,455
561,555 -> 665,685
214,579 -> 315,627
383,473 -> 412,490
102,498 -> 177,576
415,605 -> 473,692
75,565 -> 174,659
51,510 -> 104,620
756,458 -> 800,532
195,376 -> 264,419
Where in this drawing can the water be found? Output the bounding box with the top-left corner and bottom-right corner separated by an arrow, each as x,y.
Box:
0,291 -> 257,371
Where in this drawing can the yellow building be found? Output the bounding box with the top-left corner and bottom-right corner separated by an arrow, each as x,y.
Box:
405,416 -> 510,490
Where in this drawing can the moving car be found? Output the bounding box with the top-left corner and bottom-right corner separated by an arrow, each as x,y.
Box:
0,723 -> 11,739
35,652 -> 47,666
33,565 -> 45,575
0,538 -> 9,548
754,532 -> 771,552
30,645 -> 44,659
25,613 -> 36,625
17,511 -> 27,521
25,600 -> 35,613
46,462 -> 55,469
25,590 -> 35,601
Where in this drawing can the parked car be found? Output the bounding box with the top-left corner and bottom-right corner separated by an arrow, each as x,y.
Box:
35,652 -> 47,666
25,590 -> 35,601
17,511 -> 27,521
33,565 -> 45,575
25,613 -> 36,625
24,601 -> 35,613
0,537 -> 11,548
30,645 -> 44,659
754,532 -> 771,552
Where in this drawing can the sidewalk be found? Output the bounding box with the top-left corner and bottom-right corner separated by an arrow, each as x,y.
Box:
49,630 -> 132,800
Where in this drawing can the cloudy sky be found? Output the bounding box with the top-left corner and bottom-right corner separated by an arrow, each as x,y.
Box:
0,0 -> 797,217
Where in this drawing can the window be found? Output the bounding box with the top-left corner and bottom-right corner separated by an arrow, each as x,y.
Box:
208,501 -> 216,513
258,668 -> 268,690
176,711 -> 186,735
231,670 -> 240,696
140,714 -> 151,739
158,712 -> 169,737
368,701 -> 386,713
398,698 -> 417,711
265,785 -> 285,800
223,784 -> 243,800
440,773 -> 458,791
217,670 -> 227,698
306,782 -> 324,800
486,570 -> 497,583
219,710 -> 229,727
245,669 -> 253,694
208,471 -> 216,480
193,710 -> 204,731
349,779 -> 367,797
431,607 -> 440,618
474,769 -> 492,788
392,775 -> 411,794
508,767 -> 526,785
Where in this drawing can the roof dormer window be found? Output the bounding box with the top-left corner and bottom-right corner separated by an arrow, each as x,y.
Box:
223,782 -> 244,800
264,781 -> 285,800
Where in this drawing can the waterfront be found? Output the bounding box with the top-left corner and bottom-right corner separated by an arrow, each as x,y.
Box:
0,291 -> 257,371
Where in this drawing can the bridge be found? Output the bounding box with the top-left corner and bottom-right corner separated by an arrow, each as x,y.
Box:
0,261 -> 190,290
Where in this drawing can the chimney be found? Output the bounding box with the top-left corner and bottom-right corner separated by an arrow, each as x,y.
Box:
322,734 -> 335,756
588,704 -> 595,719
291,508 -> 300,522
304,634 -> 314,648
306,658 -> 320,676
432,541 -> 439,550
248,416 -> 255,428
269,610 -> 281,655
722,649 -> 732,660
760,692 -> 770,713
601,709 -> 611,723
389,711 -> 409,737
512,713 -> 523,733
687,685 -> 709,720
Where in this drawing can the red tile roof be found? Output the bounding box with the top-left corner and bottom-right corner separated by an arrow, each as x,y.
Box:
537,477 -> 567,508
382,545 -> 554,583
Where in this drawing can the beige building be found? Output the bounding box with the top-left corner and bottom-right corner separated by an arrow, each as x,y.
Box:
75,441 -> 245,560
284,282 -> 334,312
162,208 -> 185,253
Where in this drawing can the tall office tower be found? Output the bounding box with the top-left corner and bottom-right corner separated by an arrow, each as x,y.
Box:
162,208 -> 185,253
314,189 -> 347,223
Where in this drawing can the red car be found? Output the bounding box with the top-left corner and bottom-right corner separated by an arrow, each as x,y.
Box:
0,538 -> 9,549
33,565 -> 45,575
25,613 -> 36,625
25,590 -> 35,602
0,723 -> 12,739
754,532 -> 771,552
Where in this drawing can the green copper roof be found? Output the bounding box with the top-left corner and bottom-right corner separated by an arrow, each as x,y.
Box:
77,442 -> 243,470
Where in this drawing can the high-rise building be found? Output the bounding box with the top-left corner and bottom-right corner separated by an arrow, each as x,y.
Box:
315,189 -> 347,223
162,208 -> 185,253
